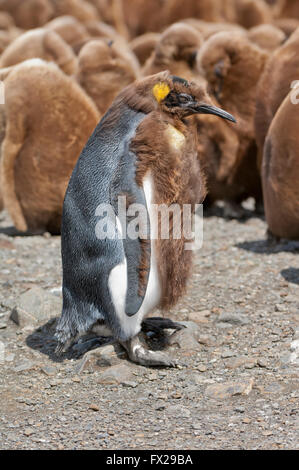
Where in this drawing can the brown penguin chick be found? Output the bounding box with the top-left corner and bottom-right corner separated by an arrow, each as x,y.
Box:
50,0 -> 100,24
197,31 -> 269,206
0,29 -> 21,55
163,0 -> 224,25
84,21 -> 140,75
76,39 -> 138,115
182,18 -> 246,40
0,11 -> 15,30
0,12 -> 22,54
262,92 -> 299,240
54,71 -> 236,365
0,0 -> 54,29
276,0 -> 299,19
130,33 -> 161,66
119,0 -> 168,37
255,27 -> 299,168
142,23 -> 203,83
86,0 -> 130,39
45,15 -> 90,53
0,28 -> 78,75
273,18 -> 299,38
229,0 -> 273,29
248,24 -> 286,51
0,59 -> 99,234
163,0 -> 272,29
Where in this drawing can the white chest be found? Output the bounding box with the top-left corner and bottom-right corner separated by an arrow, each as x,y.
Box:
165,124 -> 186,151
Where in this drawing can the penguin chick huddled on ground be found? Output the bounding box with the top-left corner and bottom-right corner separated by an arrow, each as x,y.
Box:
55,71 -> 236,367
76,39 -> 138,115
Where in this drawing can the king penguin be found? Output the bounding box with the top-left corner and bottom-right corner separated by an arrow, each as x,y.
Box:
55,71 -> 236,367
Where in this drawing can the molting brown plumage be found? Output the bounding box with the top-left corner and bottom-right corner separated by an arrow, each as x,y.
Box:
197,31 -> 269,206
262,92 -> 299,240
255,27 -> 299,168
0,28 -> 78,75
0,59 -> 99,234
76,39 -> 138,115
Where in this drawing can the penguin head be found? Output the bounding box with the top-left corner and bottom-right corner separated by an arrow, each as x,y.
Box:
154,22 -> 203,67
151,71 -> 236,122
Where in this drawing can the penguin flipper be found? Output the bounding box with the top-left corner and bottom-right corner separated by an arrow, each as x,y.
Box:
123,200 -> 151,317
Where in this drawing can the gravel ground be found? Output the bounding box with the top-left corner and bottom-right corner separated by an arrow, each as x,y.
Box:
0,204 -> 298,450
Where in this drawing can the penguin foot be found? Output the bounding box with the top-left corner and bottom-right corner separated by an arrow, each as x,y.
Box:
121,336 -> 177,367
141,317 -> 185,334
72,337 -> 105,356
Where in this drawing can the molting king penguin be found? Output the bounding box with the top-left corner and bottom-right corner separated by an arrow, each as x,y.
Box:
55,71 -> 236,367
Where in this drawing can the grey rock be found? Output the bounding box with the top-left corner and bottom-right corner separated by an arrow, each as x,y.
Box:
205,378 -> 254,400
168,328 -> 200,351
217,313 -> 250,326
166,405 -> 191,418
10,286 -> 62,327
97,364 -> 135,385
75,343 -> 126,374
14,361 -> 35,372
41,366 -> 57,376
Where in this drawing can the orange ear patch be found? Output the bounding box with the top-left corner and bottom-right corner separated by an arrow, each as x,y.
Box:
152,82 -> 170,103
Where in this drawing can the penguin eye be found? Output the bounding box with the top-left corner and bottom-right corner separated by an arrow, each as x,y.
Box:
178,93 -> 192,105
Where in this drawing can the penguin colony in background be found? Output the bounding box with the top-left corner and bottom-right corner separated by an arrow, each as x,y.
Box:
55,72 -> 235,366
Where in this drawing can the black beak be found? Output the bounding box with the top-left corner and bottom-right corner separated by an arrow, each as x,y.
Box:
193,103 -> 236,123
